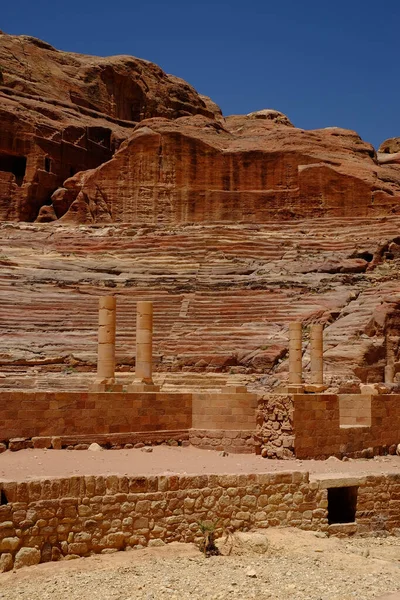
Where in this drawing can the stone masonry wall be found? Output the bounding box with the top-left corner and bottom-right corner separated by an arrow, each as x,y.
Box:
191,392 -> 258,431
255,394 -> 294,459
0,472 -> 322,571
293,394 -> 400,459
0,391 -> 258,453
188,429 -> 255,453
1,472 -> 400,571
0,391 -> 192,442
258,393 -> 400,460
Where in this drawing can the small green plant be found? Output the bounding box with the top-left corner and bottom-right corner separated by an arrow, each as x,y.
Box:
197,520 -> 220,557
63,366 -> 77,374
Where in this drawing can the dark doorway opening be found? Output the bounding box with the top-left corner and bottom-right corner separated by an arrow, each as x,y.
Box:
44,157 -> 51,173
0,152 -> 27,186
0,489 -> 8,505
328,486 -> 357,524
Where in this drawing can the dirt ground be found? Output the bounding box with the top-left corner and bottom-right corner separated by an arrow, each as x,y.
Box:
1,448 -> 400,599
0,528 -> 399,600
0,446 -> 400,481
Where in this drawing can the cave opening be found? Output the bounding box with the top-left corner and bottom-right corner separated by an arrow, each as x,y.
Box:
0,488 -> 8,505
0,152 -> 27,186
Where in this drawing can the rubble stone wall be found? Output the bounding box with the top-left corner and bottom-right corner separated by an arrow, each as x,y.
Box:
1,472 -> 399,570
255,394 -> 295,459
188,429 -> 255,453
0,471 -> 325,571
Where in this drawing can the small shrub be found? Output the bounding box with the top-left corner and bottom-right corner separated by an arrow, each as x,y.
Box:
197,521 -> 220,557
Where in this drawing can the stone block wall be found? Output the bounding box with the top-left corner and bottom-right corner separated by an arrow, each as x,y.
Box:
0,391 -> 258,453
339,394 -> 371,427
1,471 -> 400,570
293,394 -> 400,459
192,392 -> 257,430
0,391 -> 192,441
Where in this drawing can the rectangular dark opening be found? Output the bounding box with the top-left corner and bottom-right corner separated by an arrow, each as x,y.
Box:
328,486 -> 357,524
0,152 -> 27,186
44,157 -> 51,173
0,489 -> 8,505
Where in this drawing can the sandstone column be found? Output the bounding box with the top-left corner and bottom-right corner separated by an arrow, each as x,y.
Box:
310,324 -> 324,385
385,335 -> 395,384
288,322 -> 303,386
90,296 -> 122,392
128,301 -> 160,392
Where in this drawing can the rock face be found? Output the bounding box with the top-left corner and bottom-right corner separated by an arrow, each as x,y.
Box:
0,32 -> 220,222
1,33 -> 400,392
1,32 -> 400,225
1,217 -> 400,392
57,117 -> 400,225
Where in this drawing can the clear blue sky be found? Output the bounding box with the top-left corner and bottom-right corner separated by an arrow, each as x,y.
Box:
3,0 -> 399,148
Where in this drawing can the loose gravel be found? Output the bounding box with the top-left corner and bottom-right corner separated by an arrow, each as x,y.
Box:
0,529 -> 399,600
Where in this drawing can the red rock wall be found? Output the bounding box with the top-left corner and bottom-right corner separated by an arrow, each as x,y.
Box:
0,33 -> 220,222
65,120 -> 400,224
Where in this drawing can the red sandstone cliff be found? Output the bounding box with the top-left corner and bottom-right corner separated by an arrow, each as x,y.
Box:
56,114 -> 400,224
0,32 -> 220,222
1,33 -> 400,224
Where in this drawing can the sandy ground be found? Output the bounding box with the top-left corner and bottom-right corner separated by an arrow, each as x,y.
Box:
0,528 -> 399,600
0,446 -> 400,482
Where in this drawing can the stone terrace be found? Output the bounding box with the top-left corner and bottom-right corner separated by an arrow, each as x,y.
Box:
0,216 -> 399,390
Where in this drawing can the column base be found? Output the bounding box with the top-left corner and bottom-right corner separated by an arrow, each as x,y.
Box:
89,382 -> 124,392
278,384 -> 305,394
304,383 -> 328,393
127,383 -> 160,393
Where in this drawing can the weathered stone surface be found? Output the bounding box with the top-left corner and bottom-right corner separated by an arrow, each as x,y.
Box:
0,216 -> 400,390
0,32 -> 220,223
0,553 -> 13,573
57,116 -> 400,225
14,547 -> 41,569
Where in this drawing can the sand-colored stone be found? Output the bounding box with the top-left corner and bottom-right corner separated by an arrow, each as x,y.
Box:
90,296 -> 117,391
128,302 -> 160,392
289,323 -> 303,385
310,324 -> 324,385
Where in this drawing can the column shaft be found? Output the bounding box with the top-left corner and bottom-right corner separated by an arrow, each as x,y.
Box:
385,335 -> 395,384
289,322 -> 302,385
310,324 -> 324,385
135,301 -> 154,384
97,296 -> 116,382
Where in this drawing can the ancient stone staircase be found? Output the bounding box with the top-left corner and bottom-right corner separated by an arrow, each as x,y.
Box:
0,217 -> 399,390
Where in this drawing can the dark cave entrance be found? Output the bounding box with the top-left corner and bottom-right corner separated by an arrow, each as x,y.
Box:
0,152 -> 27,186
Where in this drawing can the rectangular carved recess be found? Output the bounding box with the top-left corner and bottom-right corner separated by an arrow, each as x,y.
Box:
328,486 -> 358,524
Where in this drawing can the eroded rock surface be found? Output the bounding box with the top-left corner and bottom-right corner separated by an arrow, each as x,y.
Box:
1,218 -> 400,392
56,116 -> 400,224
0,32 -> 220,222
1,33 -> 400,225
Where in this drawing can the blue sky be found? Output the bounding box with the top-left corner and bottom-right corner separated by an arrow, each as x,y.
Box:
2,0 -> 399,148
